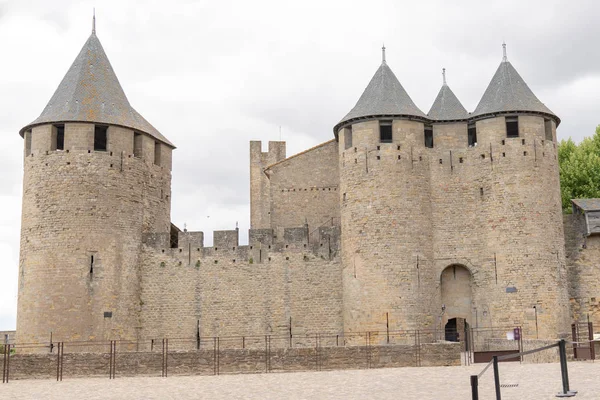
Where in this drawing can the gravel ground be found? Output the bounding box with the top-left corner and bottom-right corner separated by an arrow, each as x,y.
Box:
1,361 -> 598,399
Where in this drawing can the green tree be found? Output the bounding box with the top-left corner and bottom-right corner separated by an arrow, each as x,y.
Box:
559,125 -> 600,212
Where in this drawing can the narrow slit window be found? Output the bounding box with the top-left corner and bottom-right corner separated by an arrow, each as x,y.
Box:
53,124 -> 65,151
133,133 -> 143,158
506,117 -> 519,138
154,142 -> 161,166
424,125 -> 433,148
90,255 -> 94,274
544,119 -> 553,141
468,123 -> 477,147
379,121 -> 392,143
344,126 -> 353,150
25,130 -> 32,156
94,125 -> 108,151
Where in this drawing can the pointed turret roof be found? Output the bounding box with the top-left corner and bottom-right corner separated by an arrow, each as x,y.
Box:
472,45 -> 559,125
334,47 -> 426,134
20,30 -> 174,147
427,69 -> 468,121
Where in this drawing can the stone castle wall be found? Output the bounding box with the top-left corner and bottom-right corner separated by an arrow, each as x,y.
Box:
249,141 -> 286,229
333,115 -> 569,340
564,213 -> 600,329
139,227 -> 343,343
429,115 -> 569,339
4,342 -> 461,380
17,123 -> 172,346
266,139 -> 340,237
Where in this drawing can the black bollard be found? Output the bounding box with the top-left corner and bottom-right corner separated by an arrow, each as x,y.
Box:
470,375 -> 479,400
493,356 -> 501,400
557,339 -> 577,397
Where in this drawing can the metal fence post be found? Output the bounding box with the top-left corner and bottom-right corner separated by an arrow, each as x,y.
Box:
492,355 -> 501,400
213,337 -> 217,376
2,343 -> 8,383
165,339 -> 168,378
470,375 -> 479,400
557,339 -> 577,397
264,335 -> 268,373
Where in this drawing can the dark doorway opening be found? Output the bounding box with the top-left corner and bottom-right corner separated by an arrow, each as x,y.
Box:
445,317 -> 469,342
445,318 -> 458,341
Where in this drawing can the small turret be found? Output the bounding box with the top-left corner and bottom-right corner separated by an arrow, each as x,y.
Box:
427,68 -> 468,122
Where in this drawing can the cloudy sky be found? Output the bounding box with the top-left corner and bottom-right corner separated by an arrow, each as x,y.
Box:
0,0 -> 599,330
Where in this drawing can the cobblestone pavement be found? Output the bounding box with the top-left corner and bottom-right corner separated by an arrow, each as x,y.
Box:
1,362 -> 599,399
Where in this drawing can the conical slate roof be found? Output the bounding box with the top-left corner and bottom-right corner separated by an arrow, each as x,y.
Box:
472,59 -> 559,124
427,81 -> 468,121
20,32 -> 174,147
334,60 -> 427,133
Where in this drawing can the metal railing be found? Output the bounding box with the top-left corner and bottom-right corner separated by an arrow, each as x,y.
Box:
2,328 -> 466,382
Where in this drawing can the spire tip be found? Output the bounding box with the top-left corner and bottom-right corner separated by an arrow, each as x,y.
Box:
442,68 -> 447,85
502,41 -> 507,62
381,44 -> 386,64
92,8 -> 96,35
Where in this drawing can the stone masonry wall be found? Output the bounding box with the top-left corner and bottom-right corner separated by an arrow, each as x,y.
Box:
429,115 -> 569,339
267,139 -> 340,235
564,214 -> 600,328
336,115 -> 569,341
4,342 -> 460,380
139,228 -> 343,343
339,119 -> 436,338
250,141 -> 286,229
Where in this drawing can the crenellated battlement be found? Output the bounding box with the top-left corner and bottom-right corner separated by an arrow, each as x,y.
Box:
142,226 -> 341,266
340,133 -> 558,178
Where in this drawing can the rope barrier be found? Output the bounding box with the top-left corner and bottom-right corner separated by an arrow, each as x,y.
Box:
470,339 -> 577,400
496,342 -> 558,361
477,360 -> 494,379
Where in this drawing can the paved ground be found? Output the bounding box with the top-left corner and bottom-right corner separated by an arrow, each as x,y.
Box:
1,362 -> 599,399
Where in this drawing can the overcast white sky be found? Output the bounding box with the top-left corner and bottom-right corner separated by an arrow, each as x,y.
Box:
0,0 -> 599,330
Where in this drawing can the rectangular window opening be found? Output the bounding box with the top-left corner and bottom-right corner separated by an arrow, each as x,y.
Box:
506,117 -> 519,138
468,123 -> 477,147
154,142 -> 161,166
133,132 -> 143,158
344,126 -> 353,150
544,119 -> 553,141
52,124 -> 65,151
379,121 -> 393,143
25,130 -> 32,156
90,255 -> 94,274
94,125 -> 108,151
424,125 -> 433,148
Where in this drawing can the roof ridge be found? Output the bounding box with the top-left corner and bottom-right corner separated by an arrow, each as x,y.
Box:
265,139 -> 336,171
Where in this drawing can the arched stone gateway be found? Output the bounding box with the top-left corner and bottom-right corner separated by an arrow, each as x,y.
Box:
441,265 -> 472,341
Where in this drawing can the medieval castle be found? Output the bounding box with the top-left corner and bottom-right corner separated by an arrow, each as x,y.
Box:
14,25 -> 600,347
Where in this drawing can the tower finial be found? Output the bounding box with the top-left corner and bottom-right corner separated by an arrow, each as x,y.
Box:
382,43 -> 386,64
442,68 -> 446,85
92,8 -> 96,35
502,41 -> 507,62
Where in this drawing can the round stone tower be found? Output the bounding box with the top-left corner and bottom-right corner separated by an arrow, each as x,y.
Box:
16,24 -> 174,345
464,46 -> 569,338
334,48 -> 437,340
